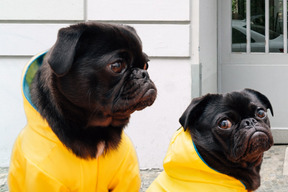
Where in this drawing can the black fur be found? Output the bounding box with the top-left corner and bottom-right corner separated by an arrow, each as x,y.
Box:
179,88 -> 273,190
30,22 -> 157,159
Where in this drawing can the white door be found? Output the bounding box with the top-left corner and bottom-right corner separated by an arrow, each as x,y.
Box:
218,0 -> 288,143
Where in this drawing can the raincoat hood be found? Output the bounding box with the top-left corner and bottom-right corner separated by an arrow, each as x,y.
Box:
147,127 -> 249,192
8,52 -> 140,192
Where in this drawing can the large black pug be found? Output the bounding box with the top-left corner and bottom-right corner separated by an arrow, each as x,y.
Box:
30,22 -> 157,158
8,22 -> 157,191
179,88 -> 273,190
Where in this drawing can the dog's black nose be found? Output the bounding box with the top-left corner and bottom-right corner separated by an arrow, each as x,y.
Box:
141,70 -> 149,79
133,69 -> 150,80
242,118 -> 257,127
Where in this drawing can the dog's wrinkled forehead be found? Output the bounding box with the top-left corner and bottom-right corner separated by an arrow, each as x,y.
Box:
75,23 -> 142,56
194,93 -> 255,125
224,89 -> 273,115
48,22 -> 147,76
179,88 -> 273,131
221,91 -> 259,116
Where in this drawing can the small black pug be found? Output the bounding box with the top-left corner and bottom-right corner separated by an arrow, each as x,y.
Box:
31,22 -> 157,158
179,88 -> 273,190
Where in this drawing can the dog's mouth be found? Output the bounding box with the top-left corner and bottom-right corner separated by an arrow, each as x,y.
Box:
247,132 -> 272,153
113,81 -> 157,114
132,87 -> 157,111
231,129 -> 273,164
86,81 -> 156,128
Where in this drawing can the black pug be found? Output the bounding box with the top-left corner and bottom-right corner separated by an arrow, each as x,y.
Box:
8,22 -> 157,191
147,89 -> 273,191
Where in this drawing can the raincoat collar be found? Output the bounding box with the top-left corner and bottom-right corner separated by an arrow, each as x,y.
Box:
154,127 -> 248,191
22,51 -> 59,143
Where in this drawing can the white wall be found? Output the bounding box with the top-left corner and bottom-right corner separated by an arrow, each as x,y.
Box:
0,0 -> 193,168
199,0 -> 218,94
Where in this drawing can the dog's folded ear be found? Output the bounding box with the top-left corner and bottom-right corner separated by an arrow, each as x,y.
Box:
47,25 -> 85,76
243,88 -> 274,116
179,94 -> 217,131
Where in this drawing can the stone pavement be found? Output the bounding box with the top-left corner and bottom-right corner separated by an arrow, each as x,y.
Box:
1,145 -> 288,192
0,167 -> 8,192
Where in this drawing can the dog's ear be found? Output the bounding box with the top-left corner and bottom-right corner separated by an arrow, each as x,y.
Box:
243,88 -> 274,116
124,25 -> 137,33
47,25 -> 85,76
179,94 -> 216,131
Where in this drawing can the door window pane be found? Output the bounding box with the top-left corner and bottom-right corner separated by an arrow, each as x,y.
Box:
250,0 -> 265,52
231,0 -> 285,53
232,0 -> 247,52
269,0 -> 284,53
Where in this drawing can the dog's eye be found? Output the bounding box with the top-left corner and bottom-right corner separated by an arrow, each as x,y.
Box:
109,61 -> 127,73
143,63 -> 149,70
256,109 -> 267,119
218,119 -> 232,129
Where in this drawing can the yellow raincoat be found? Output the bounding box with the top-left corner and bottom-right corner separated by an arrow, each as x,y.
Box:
8,52 -> 141,192
147,128 -> 249,192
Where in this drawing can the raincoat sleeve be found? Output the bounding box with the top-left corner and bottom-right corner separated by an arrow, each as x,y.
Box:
8,133 -> 69,192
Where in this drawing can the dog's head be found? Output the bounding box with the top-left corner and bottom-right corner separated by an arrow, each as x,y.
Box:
180,88 -> 273,167
45,22 -> 157,128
